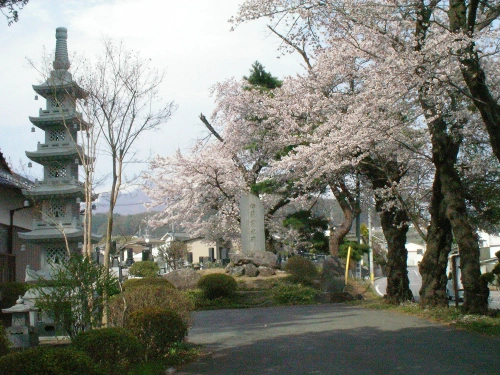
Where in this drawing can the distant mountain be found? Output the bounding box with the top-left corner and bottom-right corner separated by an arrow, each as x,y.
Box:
94,189 -> 164,215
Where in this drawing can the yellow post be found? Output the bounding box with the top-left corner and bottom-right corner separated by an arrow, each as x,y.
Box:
345,246 -> 352,286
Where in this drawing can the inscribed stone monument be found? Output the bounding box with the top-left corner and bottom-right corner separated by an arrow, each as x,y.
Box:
240,193 -> 265,253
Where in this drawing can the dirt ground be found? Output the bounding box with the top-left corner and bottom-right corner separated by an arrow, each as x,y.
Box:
196,268 -> 289,290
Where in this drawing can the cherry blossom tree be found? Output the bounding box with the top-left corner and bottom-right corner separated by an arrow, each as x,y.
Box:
232,0 -> 499,311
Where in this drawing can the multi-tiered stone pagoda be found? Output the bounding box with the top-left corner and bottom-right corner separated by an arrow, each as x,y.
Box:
20,27 -> 99,281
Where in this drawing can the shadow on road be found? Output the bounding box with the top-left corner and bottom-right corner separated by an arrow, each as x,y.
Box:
177,304 -> 499,375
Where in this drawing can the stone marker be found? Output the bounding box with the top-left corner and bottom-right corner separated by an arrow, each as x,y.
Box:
240,193 -> 266,253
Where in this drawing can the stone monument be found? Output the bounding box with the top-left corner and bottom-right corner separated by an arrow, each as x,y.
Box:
240,193 -> 265,253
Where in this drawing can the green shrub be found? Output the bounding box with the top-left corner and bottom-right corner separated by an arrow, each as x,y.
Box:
122,277 -> 174,291
284,256 -> 319,284
272,283 -> 320,305
108,284 -> 193,328
197,273 -> 237,300
0,346 -> 103,375
127,307 -> 188,360
71,328 -> 142,375
128,261 -> 160,278
0,324 -> 10,357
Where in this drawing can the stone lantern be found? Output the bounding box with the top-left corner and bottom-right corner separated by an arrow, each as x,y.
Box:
1,296 -> 39,348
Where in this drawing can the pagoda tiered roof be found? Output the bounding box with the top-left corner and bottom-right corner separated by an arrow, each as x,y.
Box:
29,111 -> 91,131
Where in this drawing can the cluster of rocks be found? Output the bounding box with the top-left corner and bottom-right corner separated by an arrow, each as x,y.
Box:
226,251 -> 278,277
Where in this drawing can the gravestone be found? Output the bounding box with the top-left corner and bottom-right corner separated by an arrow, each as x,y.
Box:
240,193 -> 265,253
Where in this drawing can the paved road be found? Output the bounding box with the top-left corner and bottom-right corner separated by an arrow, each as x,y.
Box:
177,304 -> 499,375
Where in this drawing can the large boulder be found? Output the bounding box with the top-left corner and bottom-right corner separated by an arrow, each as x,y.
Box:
228,266 -> 245,277
163,268 -> 201,290
244,263 -> 259,277
230,251 -> 278,268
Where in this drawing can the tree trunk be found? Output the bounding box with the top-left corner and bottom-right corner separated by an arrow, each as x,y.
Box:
424,107 -> 489,314
441,159 -> 489,314
419,169 -> 453,307
361,158 -> 413,303
328,178 -> 357,256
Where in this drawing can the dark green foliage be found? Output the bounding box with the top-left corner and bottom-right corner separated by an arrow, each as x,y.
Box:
339,241 -> 370,262
0,282 -> 29,326
71,327 -> 142,375
272,283 -> 320,305
284,255 -> 319,284
128,261 -> 160,278
108,284 -> 193,328
0,324 -> 10,357
127,307 -> 188,360
122,277 -> 174,291
197,273 -> 238,300
32,254 -> 118,339
0,282 -> 29,310
244,61 -> 282,90
283,210 -> 330,253
0,346 -> 103,375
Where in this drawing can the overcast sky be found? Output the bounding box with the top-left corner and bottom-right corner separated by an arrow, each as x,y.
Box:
0,0 -> 305,194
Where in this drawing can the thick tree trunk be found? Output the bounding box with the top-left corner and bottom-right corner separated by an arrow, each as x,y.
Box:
361,157 -> 413,303
424,108 -> 489,314
328,178 -> 357,256
419,170 -> 453,307
460,46 -> 500,164
447,0 -> 500,164
441,160 -> 489,314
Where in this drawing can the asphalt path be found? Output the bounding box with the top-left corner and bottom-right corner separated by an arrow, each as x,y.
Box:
177,304 -> 499,375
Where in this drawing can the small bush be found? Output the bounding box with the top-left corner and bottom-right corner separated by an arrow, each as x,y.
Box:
272,283 -> 320,305
0,346 -> 103,375
128,261 -> 160,278
197,273 -> 237,300
71,328 -> 142,375
284,256 -> 319,284
122,277 -> 174,291
108,284 -> 193,328
0,324 -> 10,357
127,307 -> 188,360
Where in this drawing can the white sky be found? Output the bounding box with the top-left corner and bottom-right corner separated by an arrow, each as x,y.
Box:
0,0 -> 305,194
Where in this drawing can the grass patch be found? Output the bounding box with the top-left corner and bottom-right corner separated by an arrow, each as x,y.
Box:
359,296 -> 500,337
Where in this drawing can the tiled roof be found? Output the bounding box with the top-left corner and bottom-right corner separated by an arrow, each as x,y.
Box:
0,170 -> 34,190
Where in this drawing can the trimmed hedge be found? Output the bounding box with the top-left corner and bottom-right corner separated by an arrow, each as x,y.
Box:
127,307 -> 188,360
197,273 -> 237,300
71,328 -> 142,375
122,277 -> 174,291
128,261 -> 159,278
108,284 -> 193,328
284,256 -> 319,284
0,346 -> 103,375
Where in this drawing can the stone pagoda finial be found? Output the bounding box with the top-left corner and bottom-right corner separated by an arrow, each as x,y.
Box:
53,27 -> 70,71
